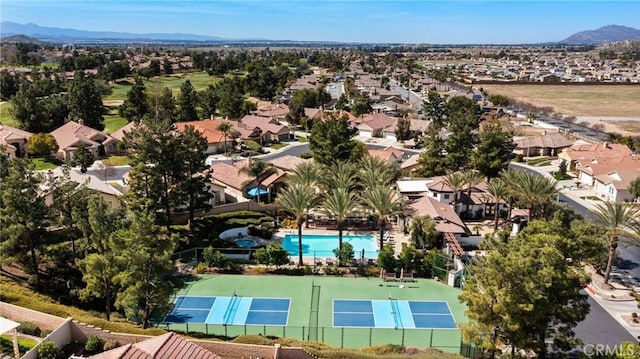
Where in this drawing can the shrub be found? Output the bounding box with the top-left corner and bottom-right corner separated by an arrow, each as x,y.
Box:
632,312 -> 638,318
17,321 -> 41,337
84,335 -> 102,354
194,262 -> 208,274
37,341 -> 64,359
102,340 -> 120,351
298,151 -> 313,159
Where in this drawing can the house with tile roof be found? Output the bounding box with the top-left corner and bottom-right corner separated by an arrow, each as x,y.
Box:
559,142 -> 632,172
356,113 -> 397,138
89,332 -> 220,359
578,153 -> 640,189
514,132 -> 575,157
50,121 -> 118,160
239,115 -> 289,144
252,103 -> 289,120
593,168 -> 640,202
367,146 -> 404,164
0,124 -> 32,158
210,160 -> 286,203
406,195 -> 469,235
174,120 -> 233,154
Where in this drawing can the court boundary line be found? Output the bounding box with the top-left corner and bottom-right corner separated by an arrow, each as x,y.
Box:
332,299 -> 457,329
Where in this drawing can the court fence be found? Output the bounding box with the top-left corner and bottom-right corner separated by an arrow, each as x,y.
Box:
160,322 -> 463,353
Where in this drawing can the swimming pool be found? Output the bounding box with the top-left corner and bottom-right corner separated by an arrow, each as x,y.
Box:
282,234 -> 379,258
235,239 -> 259,248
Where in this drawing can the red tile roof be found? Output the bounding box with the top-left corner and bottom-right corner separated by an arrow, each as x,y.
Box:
89,332 -> 220,359
174,120 -> 226,145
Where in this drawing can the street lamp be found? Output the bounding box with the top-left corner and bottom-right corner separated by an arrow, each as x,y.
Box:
490,326 -> 500,359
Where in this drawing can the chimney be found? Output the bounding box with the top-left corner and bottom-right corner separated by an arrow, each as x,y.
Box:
210,114 -> 214,121
603,141 -> 609,149
78,119 -> 84,126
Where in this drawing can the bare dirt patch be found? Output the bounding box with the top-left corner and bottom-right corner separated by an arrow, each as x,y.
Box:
103,99 -> 124,107
481,84 -> 640,117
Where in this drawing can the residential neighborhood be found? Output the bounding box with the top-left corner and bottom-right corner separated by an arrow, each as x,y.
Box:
1,7 -> 640,359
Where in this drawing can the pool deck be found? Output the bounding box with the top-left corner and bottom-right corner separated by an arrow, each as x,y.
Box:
273,227 -> 410,265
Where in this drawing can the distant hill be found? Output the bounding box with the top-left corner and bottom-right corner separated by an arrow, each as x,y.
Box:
560,25 -> 640,45
0,34 -> 43,44
0,21 -> 223,42
598,40 -> 640,52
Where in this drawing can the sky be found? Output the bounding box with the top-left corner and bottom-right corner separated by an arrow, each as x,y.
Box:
1,0 -> 639,44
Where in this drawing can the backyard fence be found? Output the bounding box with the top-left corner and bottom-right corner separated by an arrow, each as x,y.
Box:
160,322 -> 463,353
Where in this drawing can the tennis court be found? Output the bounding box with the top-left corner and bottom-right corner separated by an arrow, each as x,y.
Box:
165,296 -> 290,326
333,299 -> 456,329
163,275 -> 467,352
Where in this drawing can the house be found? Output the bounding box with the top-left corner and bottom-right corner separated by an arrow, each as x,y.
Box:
304,107 -> 323,120
252,103 -> 289,120
406,195 -> 469,235
0,124 -> 32,157
513,132 -> 574,157
356,113 -> 397,138
50,121 -> 118,160
239,115 -> 290,144
559,142 -> 633,171
267,155 -> 312,172
174,120 -> 232,154
396,178 -> 431,199
577,154 -> 640,188
88,332 -> 221,359
210,160 -> 286,203
43,168 -> 123,208
400,153 -> 421,173
367,147 -> 404,164
593,168 -> 640,202
110,121 -> 137,142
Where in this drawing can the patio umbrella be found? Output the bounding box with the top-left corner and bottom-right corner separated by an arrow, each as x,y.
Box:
246,187 -> 268,202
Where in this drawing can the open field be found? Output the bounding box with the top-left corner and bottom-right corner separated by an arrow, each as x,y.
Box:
481,84 -> 640,118
104,106 -> 128,134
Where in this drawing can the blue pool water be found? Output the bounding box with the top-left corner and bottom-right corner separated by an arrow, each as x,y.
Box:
235,239 -> 259,248
282,234 -> 378,258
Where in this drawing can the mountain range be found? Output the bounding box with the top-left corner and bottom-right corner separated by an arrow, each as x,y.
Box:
0,21 -> 223,42
560,25 -> 640,45
2,21 -> 640,45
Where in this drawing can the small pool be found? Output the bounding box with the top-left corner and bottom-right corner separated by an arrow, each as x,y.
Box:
282,234 -> 378,258
234,239 -> 259,248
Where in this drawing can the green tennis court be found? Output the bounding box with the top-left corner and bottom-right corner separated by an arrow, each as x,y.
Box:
163,274 -> 467,352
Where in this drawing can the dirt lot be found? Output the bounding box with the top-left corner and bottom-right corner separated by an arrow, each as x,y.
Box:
480,84 -> 640,118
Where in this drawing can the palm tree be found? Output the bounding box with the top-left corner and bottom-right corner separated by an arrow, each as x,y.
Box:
289,161 -> 322,188
593,202 -> 640,284
463,170 -> 483,217
277,184 -> 319,267
510,171 -> 557,220
498,168 -> 521,219
323,160 -> 357,191
216,122 -> 232,155
443,172 -> 466,215
358,156 -> 393,190
322,187 -> 359,265
486,179 -> 508,230
362,185 -> 405,250
240,159 -> 277,203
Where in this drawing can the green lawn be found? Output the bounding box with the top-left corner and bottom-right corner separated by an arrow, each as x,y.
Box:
581,195 -> 602,201
104,72 -> 223,101
167,274 -> 466,352
31,157 -> 64,170
553,172 -> 573,181
0,334 -> 39,356
0,102 -> 19,127
270,143 -> 289,150
102,155 -> 131,166
104,107 -> 129,134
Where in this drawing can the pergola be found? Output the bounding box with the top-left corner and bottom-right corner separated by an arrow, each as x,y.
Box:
0,316 -> 21,359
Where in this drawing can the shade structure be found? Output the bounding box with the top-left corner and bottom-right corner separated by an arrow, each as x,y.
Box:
247,187 -> 268,197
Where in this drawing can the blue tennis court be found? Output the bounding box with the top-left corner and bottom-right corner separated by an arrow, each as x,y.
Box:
333,299 -> 456,329
164,296 -> 290,326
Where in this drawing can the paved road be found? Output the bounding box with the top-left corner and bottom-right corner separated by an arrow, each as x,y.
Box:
511,163 -> 640,345
389,80 -> 423,109
574,292 -> 637,347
